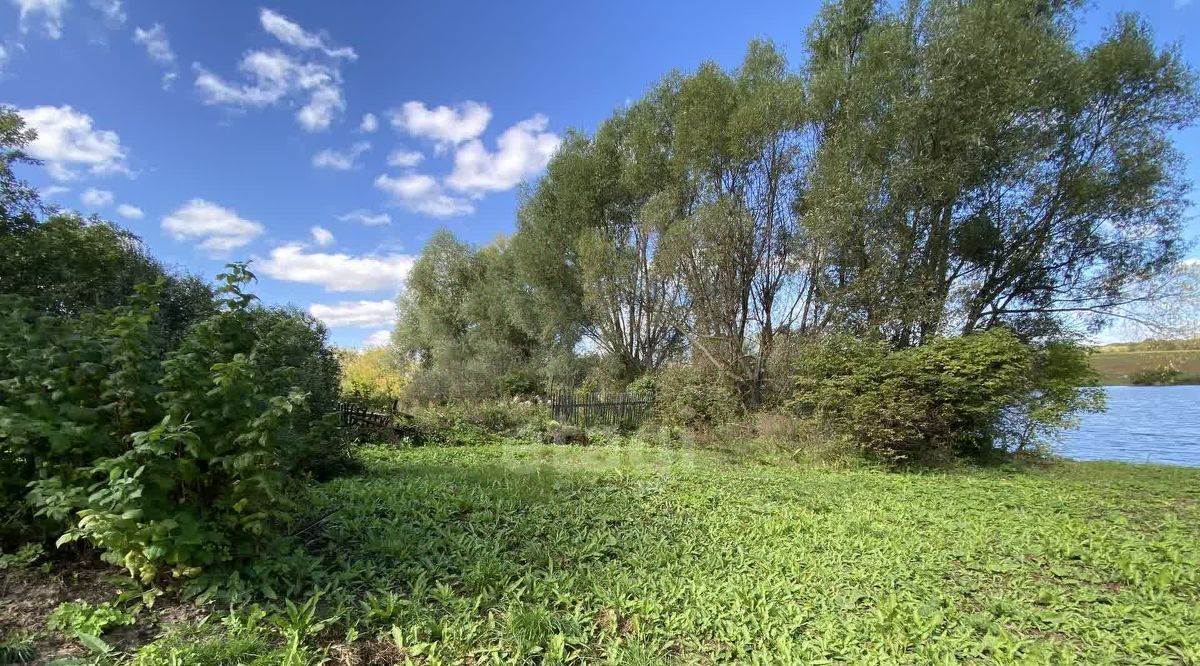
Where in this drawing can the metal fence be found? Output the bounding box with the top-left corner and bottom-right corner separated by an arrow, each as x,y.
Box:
550,391 -> 655,429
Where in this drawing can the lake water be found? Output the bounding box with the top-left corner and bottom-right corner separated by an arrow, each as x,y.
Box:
1058,385 -> 1200,467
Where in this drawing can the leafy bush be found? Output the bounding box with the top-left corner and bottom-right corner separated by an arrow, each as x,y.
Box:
47,601 -> 136,637
647,365 -> 741,430
407,400 -> 552,445
788,329 -> 1102,462
1129,365 -> 1200,386
3,264 -> 343,582
338,346 -> 408,411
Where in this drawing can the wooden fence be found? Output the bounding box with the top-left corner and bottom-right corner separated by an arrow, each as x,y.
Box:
550,391 -> 655,429
338,401 -> 397,429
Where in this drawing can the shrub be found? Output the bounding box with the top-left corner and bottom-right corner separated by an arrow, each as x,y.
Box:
649,365 -> 741,430
788,329 -> 1102,462
338,346 -> 408,411
47,601 -> 135,637
3,264 -> 342,583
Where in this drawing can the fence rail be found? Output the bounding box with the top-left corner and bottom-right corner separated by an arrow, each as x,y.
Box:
550,391 -> 655,429
338,401 -> 396,429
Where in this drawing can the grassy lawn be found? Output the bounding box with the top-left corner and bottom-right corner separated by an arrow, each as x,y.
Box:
6,443 -> 1198,664
1089,349 -> 1200,385
295,443 -> 1200,664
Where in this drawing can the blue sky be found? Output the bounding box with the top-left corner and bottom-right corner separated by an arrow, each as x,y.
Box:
3,0 -> 1198,347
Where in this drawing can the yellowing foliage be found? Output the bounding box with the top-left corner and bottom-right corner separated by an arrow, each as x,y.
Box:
338,346 -> 409,404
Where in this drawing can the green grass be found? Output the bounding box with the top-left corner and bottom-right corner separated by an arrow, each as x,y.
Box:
289,443 -> 1200,664
1088,349 -> 1200,385
17,442 -> 1199,664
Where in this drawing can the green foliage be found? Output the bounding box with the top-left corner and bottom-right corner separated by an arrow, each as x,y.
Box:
648,365 -> 741,430
789,330 -> 1103,461
395,231 -> 554,402
2,264 -> 341,583
1130,365 -> 1200,386
46,601 -> 135,637
0,106 -> 44,223
0,543 -> 43,570
285,443 -> 1200,663
0,214 -> 216,344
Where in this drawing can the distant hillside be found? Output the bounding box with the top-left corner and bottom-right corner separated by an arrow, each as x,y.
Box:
1094,337 -> 1200,353
1088,339 -> 1200,385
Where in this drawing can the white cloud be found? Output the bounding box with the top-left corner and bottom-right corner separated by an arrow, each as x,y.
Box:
0,44 -> 7,71
259,8 -> 356,60
374,172 -> 473,218
18,105 -> 129,181
312,140 -> 370,170
309,299 -> 394,328
194,50 -> 346,131
133,23 -> 174,63
359,112 -> 378,133
386,149 -> 423,168
133,23 -> 177,87
90,0 -> 124,25
194,11 -> 353,132
257,244 -> 415,292
80,187 -> 113,208
447,114 -> 559,193
13,0 -> 68,39
310,225 -> 334,246
116,203 -> 144,219
390,101 -> 491,147
42,185 -> 69,197
161,199 -> 264,253
1182,257 -> 1200,267
362,329 -> 392,347
337,209 -> 391,226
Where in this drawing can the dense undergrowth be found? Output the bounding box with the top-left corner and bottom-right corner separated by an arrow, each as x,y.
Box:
3,441 -> 1197,664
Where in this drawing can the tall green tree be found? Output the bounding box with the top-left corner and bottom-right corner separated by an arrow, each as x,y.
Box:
394,230 -> 549,399
800,0 -> 1198,344
0,106 -> 43,224
515,89 -> 686,383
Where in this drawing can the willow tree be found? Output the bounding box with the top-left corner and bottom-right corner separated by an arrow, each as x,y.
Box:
514,86 -> 686,384
800,0 -> 1198,344
653,40 -> 809,402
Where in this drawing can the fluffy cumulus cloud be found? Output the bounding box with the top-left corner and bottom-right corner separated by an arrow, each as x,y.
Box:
310,225 -> 334,246
374,172 -> 473,218
193,9 -> 354,131
161,199 -> 264,253
359,113 -> 378,133
375,103 -> 559,218
337,209 -> 391,226
116,203 -> 144,219
13,0 -> 68,38
447,114 -> 560,193
312,141 -> 370,170
80,187 -> 113,208
257,244 -> 415,292
308,299 -> 394,328
363,330 -> 392,347
390,101 -> 491,147
133,23 -> 177,88
18,105 -> 129,181
386,149 -> 423,168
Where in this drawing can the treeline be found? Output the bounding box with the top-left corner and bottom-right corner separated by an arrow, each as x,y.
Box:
1,109 -> 346,587
391,0 -> 1196,457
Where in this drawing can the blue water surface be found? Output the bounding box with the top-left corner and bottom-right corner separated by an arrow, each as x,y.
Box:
1058,385 -> 1200,467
